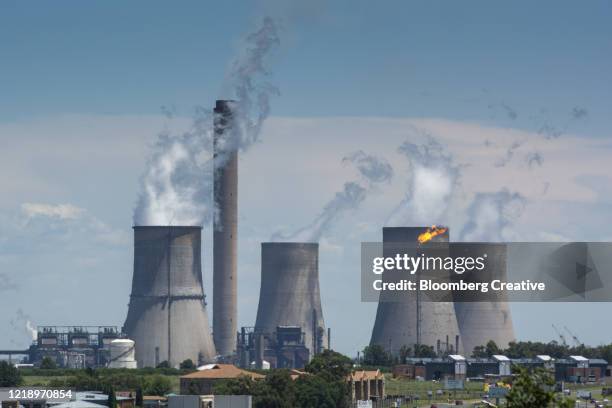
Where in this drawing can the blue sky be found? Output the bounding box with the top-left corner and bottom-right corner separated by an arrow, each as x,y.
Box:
1,1 -> 611,132
1,1 -> 612,356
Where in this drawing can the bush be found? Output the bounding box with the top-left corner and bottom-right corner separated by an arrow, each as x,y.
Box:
144,375 -> 172,396
179,359 -> 195,370
40,356 -> 57,369
0,361 -> 23,387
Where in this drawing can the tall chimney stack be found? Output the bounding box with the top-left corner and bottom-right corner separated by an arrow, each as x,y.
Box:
213,100 -> 238,357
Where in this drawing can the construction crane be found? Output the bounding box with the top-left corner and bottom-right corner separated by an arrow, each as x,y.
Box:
564,326 -> 582,347
552,324 -> 567,346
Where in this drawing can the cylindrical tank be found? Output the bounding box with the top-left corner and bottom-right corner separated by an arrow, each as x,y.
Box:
123,226 -> 216,368
108,339 -> 137,369
452,243 -> 515,356
213,100 -> 238,357
255,243 -> 327,358
370,227 -> 463,355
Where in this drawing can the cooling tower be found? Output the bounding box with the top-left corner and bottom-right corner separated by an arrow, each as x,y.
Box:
213,100 -> 238,357
370,227 -> 463,355
255,243 -> 327,357
123,226 -> 216,368
452,244 -> 515,356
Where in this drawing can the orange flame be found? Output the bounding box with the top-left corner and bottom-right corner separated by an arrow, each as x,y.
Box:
417,225 -> 448,244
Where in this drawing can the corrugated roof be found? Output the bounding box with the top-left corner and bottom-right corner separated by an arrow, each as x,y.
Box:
181,364 -> 264,380
570,355 -> 588,362
492,355 -> 510,361
52,402 -> 105,408
348,370 -> 383,381
449,355 -> 466,361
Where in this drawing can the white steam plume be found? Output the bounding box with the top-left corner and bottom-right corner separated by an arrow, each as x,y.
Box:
272,152 -> 392,242
133,17 -> 280,226
10,309 -> 37,342
459,190 -> 526,242
386,135 -> 460,226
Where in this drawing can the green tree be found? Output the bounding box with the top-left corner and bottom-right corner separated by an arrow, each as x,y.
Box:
144,375 -> 172,396
413,344 -> 436,358
179,359 -> 195,370
305,350 -> 352,381
156,361 -> 170,369
398,345 -> 411,364
485,340 -> 500,357
0,361 -> 23,387
472,345 -> 488,358
294,375 -> 336,408
260,370 -> 295,408
506,366 -> 573,408
40,356 -> 57,369
214,375 -> 259,396
362,345 -> 392,366
304,350 -> 351,408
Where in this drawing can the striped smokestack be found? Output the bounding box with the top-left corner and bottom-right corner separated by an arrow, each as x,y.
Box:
213,100 -> 238,357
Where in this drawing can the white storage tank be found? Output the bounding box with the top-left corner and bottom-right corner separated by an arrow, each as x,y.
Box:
108,339 -> 137,369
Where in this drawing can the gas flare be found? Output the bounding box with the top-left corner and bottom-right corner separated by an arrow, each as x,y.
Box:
417,225 -> 448,244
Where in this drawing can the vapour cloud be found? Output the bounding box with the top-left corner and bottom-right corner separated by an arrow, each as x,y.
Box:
459,189 -> 526,242
272,152 -> 392,242
387,135 -> 460,226
133,17 -> 280,226
9,309 -> 37,342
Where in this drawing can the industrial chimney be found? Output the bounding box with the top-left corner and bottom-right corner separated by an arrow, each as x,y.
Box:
255,243 -> 327,357
452,244 -> 515,356
213,100 -> 238,357
123,226 -> 216,368
369,227 -> 463,355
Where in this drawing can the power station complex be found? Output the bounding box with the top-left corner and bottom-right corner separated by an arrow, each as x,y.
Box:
9,101 -> 514,369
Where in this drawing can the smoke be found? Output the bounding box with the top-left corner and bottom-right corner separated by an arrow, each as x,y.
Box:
387,135 -> 460,226
0,273 -> 17,292
459,190 -> 526,242
494,140 -> 524,168
9,309 -> 37,342
223,16 -> 280,152
525,151 -> 544,168
342,150 -> 393,185
133,17 -> 280,226
272,152 -> 392,241
571,107 -> 588,120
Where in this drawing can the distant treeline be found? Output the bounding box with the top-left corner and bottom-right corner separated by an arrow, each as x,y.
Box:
361,340 -> 612,367
472,340 -> 612,361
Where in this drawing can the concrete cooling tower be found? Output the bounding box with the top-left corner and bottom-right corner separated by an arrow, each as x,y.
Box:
255,243 -> 327,356
370,227 -> 463,355
123,226 -> 216,368
452,244 -> 515,356
213,100 -> 238,357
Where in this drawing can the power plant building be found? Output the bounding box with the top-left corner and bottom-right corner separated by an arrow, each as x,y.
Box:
370,227 -> 463,356
452,243 -> 515,356
123,226 -> 216,368
254,243 -> 328,361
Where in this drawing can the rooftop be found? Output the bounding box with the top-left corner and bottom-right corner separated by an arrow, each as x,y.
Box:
181,364 -> 264,380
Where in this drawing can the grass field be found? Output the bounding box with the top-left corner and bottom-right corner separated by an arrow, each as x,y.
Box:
384,375 -> 611,407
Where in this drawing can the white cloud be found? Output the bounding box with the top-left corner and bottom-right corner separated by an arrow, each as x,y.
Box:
1,113 -> 611,354
21,202 -> 85,220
